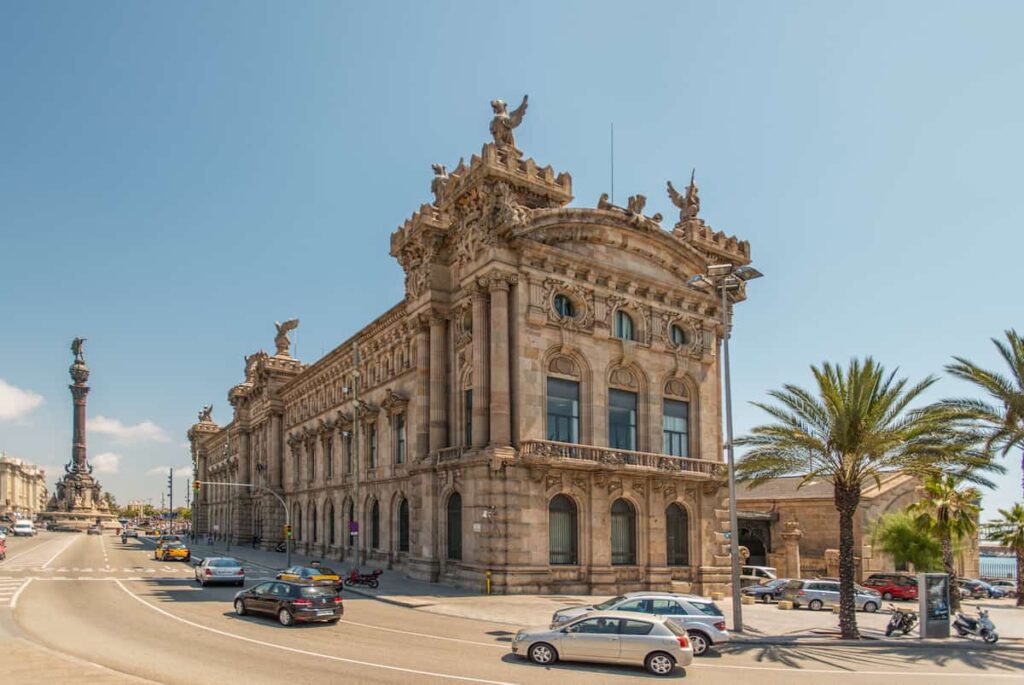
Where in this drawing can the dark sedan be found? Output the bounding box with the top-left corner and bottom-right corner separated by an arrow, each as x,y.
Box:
740,578 -> 789,603
234,581 -> 343,626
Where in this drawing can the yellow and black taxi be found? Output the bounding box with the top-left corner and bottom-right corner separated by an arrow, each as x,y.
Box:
275,565 -> 342,590
154,534 -> 181,551
234,580 -> 343,626
156,540 -> 191,562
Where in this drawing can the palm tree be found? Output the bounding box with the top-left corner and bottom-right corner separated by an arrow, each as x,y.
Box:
986,503 -> 1024,607
870,511 -> 943,573
908,474 -> 980,612
735,358 -> 985,639
944,330 -> 1024,499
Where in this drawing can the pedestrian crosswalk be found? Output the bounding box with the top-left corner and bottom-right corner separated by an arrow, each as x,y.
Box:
0,578 -> 27,607
0,536 -> 80,571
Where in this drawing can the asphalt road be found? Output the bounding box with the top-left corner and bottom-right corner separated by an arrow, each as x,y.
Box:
2,531 -> 1022,684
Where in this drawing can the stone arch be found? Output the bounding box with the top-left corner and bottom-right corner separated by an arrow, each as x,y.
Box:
548,493 -> 579,566
665,500 -> 693,566
542,345 -> 593,444
610,496 -> 640,566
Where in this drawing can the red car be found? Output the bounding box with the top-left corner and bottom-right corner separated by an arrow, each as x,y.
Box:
863,573 -> 918,601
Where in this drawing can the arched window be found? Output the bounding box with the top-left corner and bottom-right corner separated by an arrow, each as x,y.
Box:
446,492 -> 463,561
549,495 -> 578,565
611,498 -> 636,565
666,503 -> 689,566
371,500 -> 380,549
615,311 -> 635,341
670,324 -> 687,346
294,503 -> 302,541
554,294 -> 575,318
346,499 -> 355,548
398,498 -> 410,553
311,503 -> 318,542
326,501 -> 335,546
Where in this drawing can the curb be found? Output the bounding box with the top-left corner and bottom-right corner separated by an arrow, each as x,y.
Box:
728,637 -> 1024,650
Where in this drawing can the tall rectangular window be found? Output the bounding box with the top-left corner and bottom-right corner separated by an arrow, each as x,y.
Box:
395,414 -> 406,464
464,389 -> 473,447
547,378 -> 580,443
608,389 -> 637,451
307,442 -> 315,483
344,433 -> 352,473
367,424 -> 377,469
325,436 -> 334,479
663,399 -> 690,457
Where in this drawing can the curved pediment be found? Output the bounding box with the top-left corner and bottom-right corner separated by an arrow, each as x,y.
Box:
514,208 -> 709,284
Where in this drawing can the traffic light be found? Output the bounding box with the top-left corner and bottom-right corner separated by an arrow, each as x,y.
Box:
284,524 -> 292,539
193,480 -> 200,492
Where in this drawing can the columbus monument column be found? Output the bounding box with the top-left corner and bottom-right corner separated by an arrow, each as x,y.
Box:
45,338 -> 116,529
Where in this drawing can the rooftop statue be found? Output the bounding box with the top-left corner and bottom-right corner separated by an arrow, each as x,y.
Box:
430,163 -> 449,204
667,169 -> 701,222
489,95 -> 529,148
274,318 -> 300,356
198,404 -> 213,423
71,337 -> 86,362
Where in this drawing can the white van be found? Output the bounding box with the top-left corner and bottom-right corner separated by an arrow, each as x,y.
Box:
12,520 -> 37,536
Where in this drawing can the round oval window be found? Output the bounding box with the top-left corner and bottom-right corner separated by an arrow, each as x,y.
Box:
553,294 -> 574,318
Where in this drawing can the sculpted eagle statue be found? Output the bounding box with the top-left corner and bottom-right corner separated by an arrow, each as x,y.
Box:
489,95 -> 529,148
198,404 -> 213,423
274,318 -> 300,356
667,169 -> 701,222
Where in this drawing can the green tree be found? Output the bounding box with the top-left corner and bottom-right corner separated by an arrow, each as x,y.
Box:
870,511 -> 943,573
944,330 -> 1024,499
908,474 -> 980,612
735,358 -> 984,639
985,503 -> 1024,607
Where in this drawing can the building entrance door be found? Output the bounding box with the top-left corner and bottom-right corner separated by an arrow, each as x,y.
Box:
738,519 -> 771,566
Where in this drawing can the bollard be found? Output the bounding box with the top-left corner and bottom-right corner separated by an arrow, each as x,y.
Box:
741,595 -> 755,605
777,600 -> 793,610
710,591 -> 725,601
830,604 -> 841,613
485,569 -> 492,595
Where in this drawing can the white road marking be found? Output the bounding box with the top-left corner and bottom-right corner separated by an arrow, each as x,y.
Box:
340,618 -> 506,650
10,578 -> 32,608
696,662 -> 1024,679
41,534 -> 81,569
113,579 -> 518,685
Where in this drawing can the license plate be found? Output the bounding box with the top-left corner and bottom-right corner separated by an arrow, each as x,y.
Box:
316,610 -> 333,616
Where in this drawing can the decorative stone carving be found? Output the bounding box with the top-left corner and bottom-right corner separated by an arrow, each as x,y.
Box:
548,355 -> 580,378
607,479 -> 623,494
198,405 -> 214,423
571,477 -> 586,492
489,95 -> 528,148
545,473 -> 562,491
632,480 -> 646,496
430,163 -> 449,204
609,367 -> 638,390
380,388 -> 409,416
274,319 -> 300,357
667,170 -> 700,223
664,378 -> 689,398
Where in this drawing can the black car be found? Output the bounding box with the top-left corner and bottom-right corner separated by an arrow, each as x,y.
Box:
234,581 -> 343,626
740,578 -> 789,602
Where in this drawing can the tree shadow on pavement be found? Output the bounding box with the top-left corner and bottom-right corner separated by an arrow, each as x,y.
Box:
722,642 -> 1024,674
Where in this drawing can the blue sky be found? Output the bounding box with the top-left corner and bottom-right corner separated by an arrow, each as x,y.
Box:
1,1 -> 1021,517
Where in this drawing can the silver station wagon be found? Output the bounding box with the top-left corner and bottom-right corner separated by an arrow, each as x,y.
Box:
513,611 -> 694,676
782,579 -> 881,612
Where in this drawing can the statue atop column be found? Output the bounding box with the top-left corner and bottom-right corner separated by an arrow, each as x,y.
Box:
489,95 -> 529,148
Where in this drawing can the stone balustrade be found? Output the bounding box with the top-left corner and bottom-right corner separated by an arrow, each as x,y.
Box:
519,439 -> 723,478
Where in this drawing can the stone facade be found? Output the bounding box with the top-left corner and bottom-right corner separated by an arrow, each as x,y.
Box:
189,100 -> 753,594
0,456 -> 48,519
736,473 -> 980,580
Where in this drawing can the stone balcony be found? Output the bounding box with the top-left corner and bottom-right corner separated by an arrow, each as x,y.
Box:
518,439 -> 723,479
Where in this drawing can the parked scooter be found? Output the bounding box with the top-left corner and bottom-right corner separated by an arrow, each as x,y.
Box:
885,604 -> 918,636
953,608 -> 999,643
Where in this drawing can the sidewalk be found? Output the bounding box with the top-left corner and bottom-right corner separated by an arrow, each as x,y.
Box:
193,540 -> 1024,648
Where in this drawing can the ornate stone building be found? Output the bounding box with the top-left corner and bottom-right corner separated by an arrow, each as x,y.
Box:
0,456 -> 48,519
189,98 -> 753,593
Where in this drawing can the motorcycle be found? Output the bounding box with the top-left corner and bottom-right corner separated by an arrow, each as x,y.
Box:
344,568 -> 382,589
884,604 -> 918,636
953,608 -> 999,643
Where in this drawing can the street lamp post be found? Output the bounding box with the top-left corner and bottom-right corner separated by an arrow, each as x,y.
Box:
352,341 -> 362,568
689,263 -> 762,634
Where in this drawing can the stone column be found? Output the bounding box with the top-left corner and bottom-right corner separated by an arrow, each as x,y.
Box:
428,312 -> 448,452
238,430 -> 251,486
489,276 -> 511,446
415,316 -> 430,458
269,413 -> 283,488
780,521 -> 803,580
471,284 -> 490,447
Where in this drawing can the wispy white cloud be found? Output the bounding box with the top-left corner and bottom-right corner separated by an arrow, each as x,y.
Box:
147,464 -> 194,479
91,415 -> 170,443
0,379 -> 44,422
92,452 -> 121,474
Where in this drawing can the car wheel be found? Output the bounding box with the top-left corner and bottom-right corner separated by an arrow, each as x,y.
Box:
864,601 -> 879,613
645,651 -> 676,676
689,631 -> 710,657
278,608 -> 294,626
234,599 -> 246,616
762,594 -> 771,603
809,599 -> 824,611
882,592 -> 892,601
327,618 -> 340,624
528,642 -> 557,665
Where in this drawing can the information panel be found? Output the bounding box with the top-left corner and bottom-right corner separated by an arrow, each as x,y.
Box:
918,572 -> 951,639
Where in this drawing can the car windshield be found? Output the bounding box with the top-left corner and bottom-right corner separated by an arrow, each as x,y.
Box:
166,543 -> 185,549
595,595 -> 627,610
209,559 -> 240,568
316,567 -> 337,575
688,601 -> 723,617
300,586 -> 338,598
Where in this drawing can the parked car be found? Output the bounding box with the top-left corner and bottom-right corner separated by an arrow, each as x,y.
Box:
550,592 -> 727,657
275,565 -> 342,590
965,578 -> 1006,599
87,525 -> 102,535
513,611 -> 693,676
233,581 -> 343,626
781,579 -> 881,612
741,578 -> 790,603
988,580 -> 1017,598
12,520 -> 36,537
862,573 -> 918,601
156,541 -> 191,562
958,578 -> 989,599
194,557 -> 245,586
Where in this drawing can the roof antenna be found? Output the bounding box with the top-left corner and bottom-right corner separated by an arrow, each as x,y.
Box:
610,122 -> 615,205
